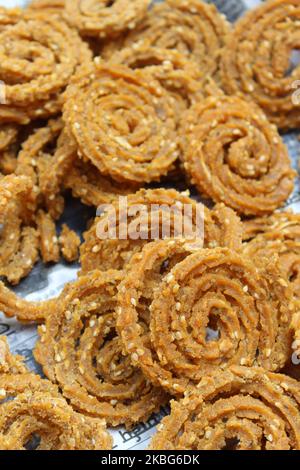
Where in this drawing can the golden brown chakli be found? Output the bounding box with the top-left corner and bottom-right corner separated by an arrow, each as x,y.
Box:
102,0 -> 230,83
180,95 -> 295,215
221,0 -> 300,129
0,10 -> 91,124
34,270 -> 168,427
63,63 -> 178,184
149,366 -> 300,450
65,0 -> 151,39
117,244 -> 293,394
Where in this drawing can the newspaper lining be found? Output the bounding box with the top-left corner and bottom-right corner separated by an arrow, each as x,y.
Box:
0,0 -> 299,450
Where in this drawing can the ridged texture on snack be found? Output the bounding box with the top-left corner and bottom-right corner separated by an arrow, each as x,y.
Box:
102,0 -> 230,84
149,366 -> 300,450
221,0 -> 300,129
118,245 -> 293,394
63,63 -> 179,184
0,10 -> 92,123
34,270 -> 168,427
65,0 -> 151,38
180,95 -> 295,215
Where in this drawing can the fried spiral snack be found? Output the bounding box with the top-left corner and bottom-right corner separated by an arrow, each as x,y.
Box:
118,246 -> 292,395
33,270 -> 167,427
102,0 -> 229,82
80,188 -> 206,274
243,212 -> 300,300
0,11 -> 91,124
80,188 -> 243,274
0,198 -> 241,322
0,337 -> 112,450
109,45 -> 203,115
63,158 -> 139,208
64,63 -> 178,184
0,175 -> 39,284
65,0 -> 151,38
221,0 -> 300,129
149,366 -> 300,450
180,95 -> 295,216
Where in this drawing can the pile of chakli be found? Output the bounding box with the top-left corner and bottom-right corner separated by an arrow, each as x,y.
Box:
0,0 -> 300,451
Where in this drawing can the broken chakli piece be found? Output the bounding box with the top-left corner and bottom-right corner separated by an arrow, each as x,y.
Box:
0,281 -> 57,323
32,270 -> 168,428
5,119 -> 77,267
180,95 -> 295,216
0,165 -> 78,285
221,0 -> 300,129
0,124 -> 20,175
36,209 -> 60,264
0,337 -> 112,450
117,244 -> 293,395
149,365 -> 300,450
13,120 -> 79,265
63,63 -> 178,184
0,174 -> 39,285
0,121 -> 59,178
15,118 -> 67,220
59,224 -> 81,263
